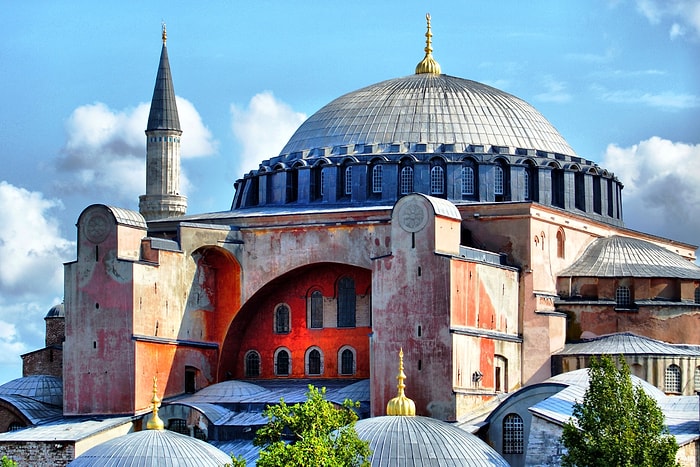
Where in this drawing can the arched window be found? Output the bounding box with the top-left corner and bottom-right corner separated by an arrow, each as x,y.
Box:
344,165 -> 352,196
495,355 -> 508,392
575,170 -> 585,211
694,366 -> 700,391
615,286 -> 632,308
168,418 -> 189,435
275,304 -> 290,334
556,229 -> 565,259
306,348 -> 323,375
461,165 -> 475,196
523,170 -> 530,200
8,422 -> 24,432
503,413 -> 524,454
372,165 -> 383,194
245,350 -> 261,378
337,277 -> 356,328
309,290 -> 323,328
430,165 -> 445,195
695,286 -> 700,304
275,348 -> 291,376
339,347 -> 356,375
494,166 -> 504,195
665,364 -> 682,393
320,169 -> 326,198
400,166 -> 414,195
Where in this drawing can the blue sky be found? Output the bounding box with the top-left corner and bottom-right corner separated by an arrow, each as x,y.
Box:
0,0 -> 698,382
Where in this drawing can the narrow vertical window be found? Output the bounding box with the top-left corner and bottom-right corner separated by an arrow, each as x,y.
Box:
344,165 -> 352,196
556,229 -> 565,259
430,166 -> 444,195
503,413 -> 524,454
694,286 -> 700,304
462,166 -> 474,195
245,351 -> 261,378
372,165 -> 383,194
694,366 -> 700,391
275,349 -> 290,376
307,348 -> 322,375
523,170 -> 530,200
340,348 -> 355,375
320,169 -> 326,198
494,166 -> 504,195
275,304 -> 290,334
400,166 -> 414,195
337,277 -> 356,328
310,290 -> 323,328
615,286 -> 631,308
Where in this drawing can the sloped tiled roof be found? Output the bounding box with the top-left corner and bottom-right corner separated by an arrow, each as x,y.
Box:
558,235 -> 700,279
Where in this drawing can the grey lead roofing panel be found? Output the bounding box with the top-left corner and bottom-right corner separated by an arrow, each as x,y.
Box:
0,395 -> 63,425
555,332 -> 700,357
0,375 -> 62,406
355,415 -> 509,466
146,44 -> 181,132
558,235 -> 700,279
280,73 -> 576,158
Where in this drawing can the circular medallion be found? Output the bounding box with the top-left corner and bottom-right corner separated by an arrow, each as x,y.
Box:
399,201 -> 429,233
84,212 -> 110,243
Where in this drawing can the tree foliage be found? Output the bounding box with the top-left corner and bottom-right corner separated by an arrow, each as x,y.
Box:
561,355 -> 679,467
253,385 -> 371,467
1,456 -> 17,467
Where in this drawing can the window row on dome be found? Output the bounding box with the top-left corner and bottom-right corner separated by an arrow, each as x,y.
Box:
233,156 -> 623,224
243,346 -> 357,377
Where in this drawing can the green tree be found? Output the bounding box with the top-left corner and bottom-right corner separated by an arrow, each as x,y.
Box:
561,355 -> 679,467
253,385 -> 371,467
1,456 -> 18,467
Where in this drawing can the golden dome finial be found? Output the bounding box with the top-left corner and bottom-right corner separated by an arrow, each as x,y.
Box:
161,22 -> 167,45
386,348 -> 416,416
415,13 -> 441,75
146,376 -> 165,430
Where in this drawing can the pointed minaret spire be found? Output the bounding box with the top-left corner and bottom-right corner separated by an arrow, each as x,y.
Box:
139,23 -> 187,221
415,13 -> 442,75
386,348 -> 416,416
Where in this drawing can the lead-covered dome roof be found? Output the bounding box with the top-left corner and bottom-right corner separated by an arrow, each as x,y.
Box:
280,73 -> 576,158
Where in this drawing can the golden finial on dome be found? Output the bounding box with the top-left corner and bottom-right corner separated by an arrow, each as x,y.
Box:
415,13 -> 441,75
146,376 -> 165,430
161,22 -> 167,45
386,348 -> 416,416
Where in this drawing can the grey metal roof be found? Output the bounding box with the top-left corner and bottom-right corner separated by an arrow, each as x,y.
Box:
182,380 -> 271,403
0,416 -> 134,442
530,369 -> 699,446
68,429 -> 231,466
280,73 -> 576,158
210,439 -> 260,466
105,205 -> 148,229
146,43 -> 181,132
558,235 -> 700,279
355,415 -> 509,466
0,375 -> 62,406
555,332 -> 700,357
0,395 -> 63,425
45,302 -> 65,318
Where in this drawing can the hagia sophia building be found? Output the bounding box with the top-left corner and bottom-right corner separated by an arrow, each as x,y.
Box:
2,16 -> 700,466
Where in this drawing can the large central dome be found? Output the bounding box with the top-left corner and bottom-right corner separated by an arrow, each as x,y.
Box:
280,73 -> 576,158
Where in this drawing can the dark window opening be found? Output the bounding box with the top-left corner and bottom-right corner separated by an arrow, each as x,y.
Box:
337,277 -> 356,327
308,349 -> 322,375
310,290 -> 323,328
275,305 -> 290,334
276,350 -> 290,376
340,349 -> 354,375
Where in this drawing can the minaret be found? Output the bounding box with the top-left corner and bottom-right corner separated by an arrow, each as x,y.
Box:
139,23 -> 187,221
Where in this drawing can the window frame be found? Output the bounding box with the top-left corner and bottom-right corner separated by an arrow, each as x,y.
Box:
503,413 -> 524,454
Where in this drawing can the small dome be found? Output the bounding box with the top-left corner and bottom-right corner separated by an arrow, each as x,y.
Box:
355,415 -> 509,466
0,375 -> 62,406
279,74 -> 576,158
68,429 -> 232,466
45,303 -> 65,318
187,380 -> 271,402
558,235 -> 700,279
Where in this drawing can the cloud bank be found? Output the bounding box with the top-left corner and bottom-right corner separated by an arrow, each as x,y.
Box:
602,136 -> 700,245
635,0 -> 700,39
230,91 -> 307,176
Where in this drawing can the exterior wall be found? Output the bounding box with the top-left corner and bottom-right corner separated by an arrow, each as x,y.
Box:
0,402 -> 28,432
525,415 -> 565,467
21,347 -> 62,378
0,442 -> 75,467
45,317 -> 65,346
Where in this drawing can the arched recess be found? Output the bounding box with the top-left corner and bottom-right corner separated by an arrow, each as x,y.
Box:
218,262 -> 372,381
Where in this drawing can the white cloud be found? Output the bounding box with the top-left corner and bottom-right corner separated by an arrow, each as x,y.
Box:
592,85 -> 700,110
534,76 -> 572,103
230,92 -> 308,176
0,182 -> 73,381
601,137 -> 700,245
54,98 -> 216,205
635,0 -> 700,39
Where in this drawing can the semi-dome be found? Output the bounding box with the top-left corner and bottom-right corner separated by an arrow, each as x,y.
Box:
0,375 -> 62,406
280,73 -> 576,158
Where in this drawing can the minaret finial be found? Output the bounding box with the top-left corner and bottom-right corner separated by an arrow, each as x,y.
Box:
161,22 -> 167,45
386,348 -> 416,416
146,376 -> 165,430
415,13 -> 442,75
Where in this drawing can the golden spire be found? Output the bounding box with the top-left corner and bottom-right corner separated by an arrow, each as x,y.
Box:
161,22 -> 167,45
415,13 -> 441,75
386,348 -> 416,416
146,376 -> 165,430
